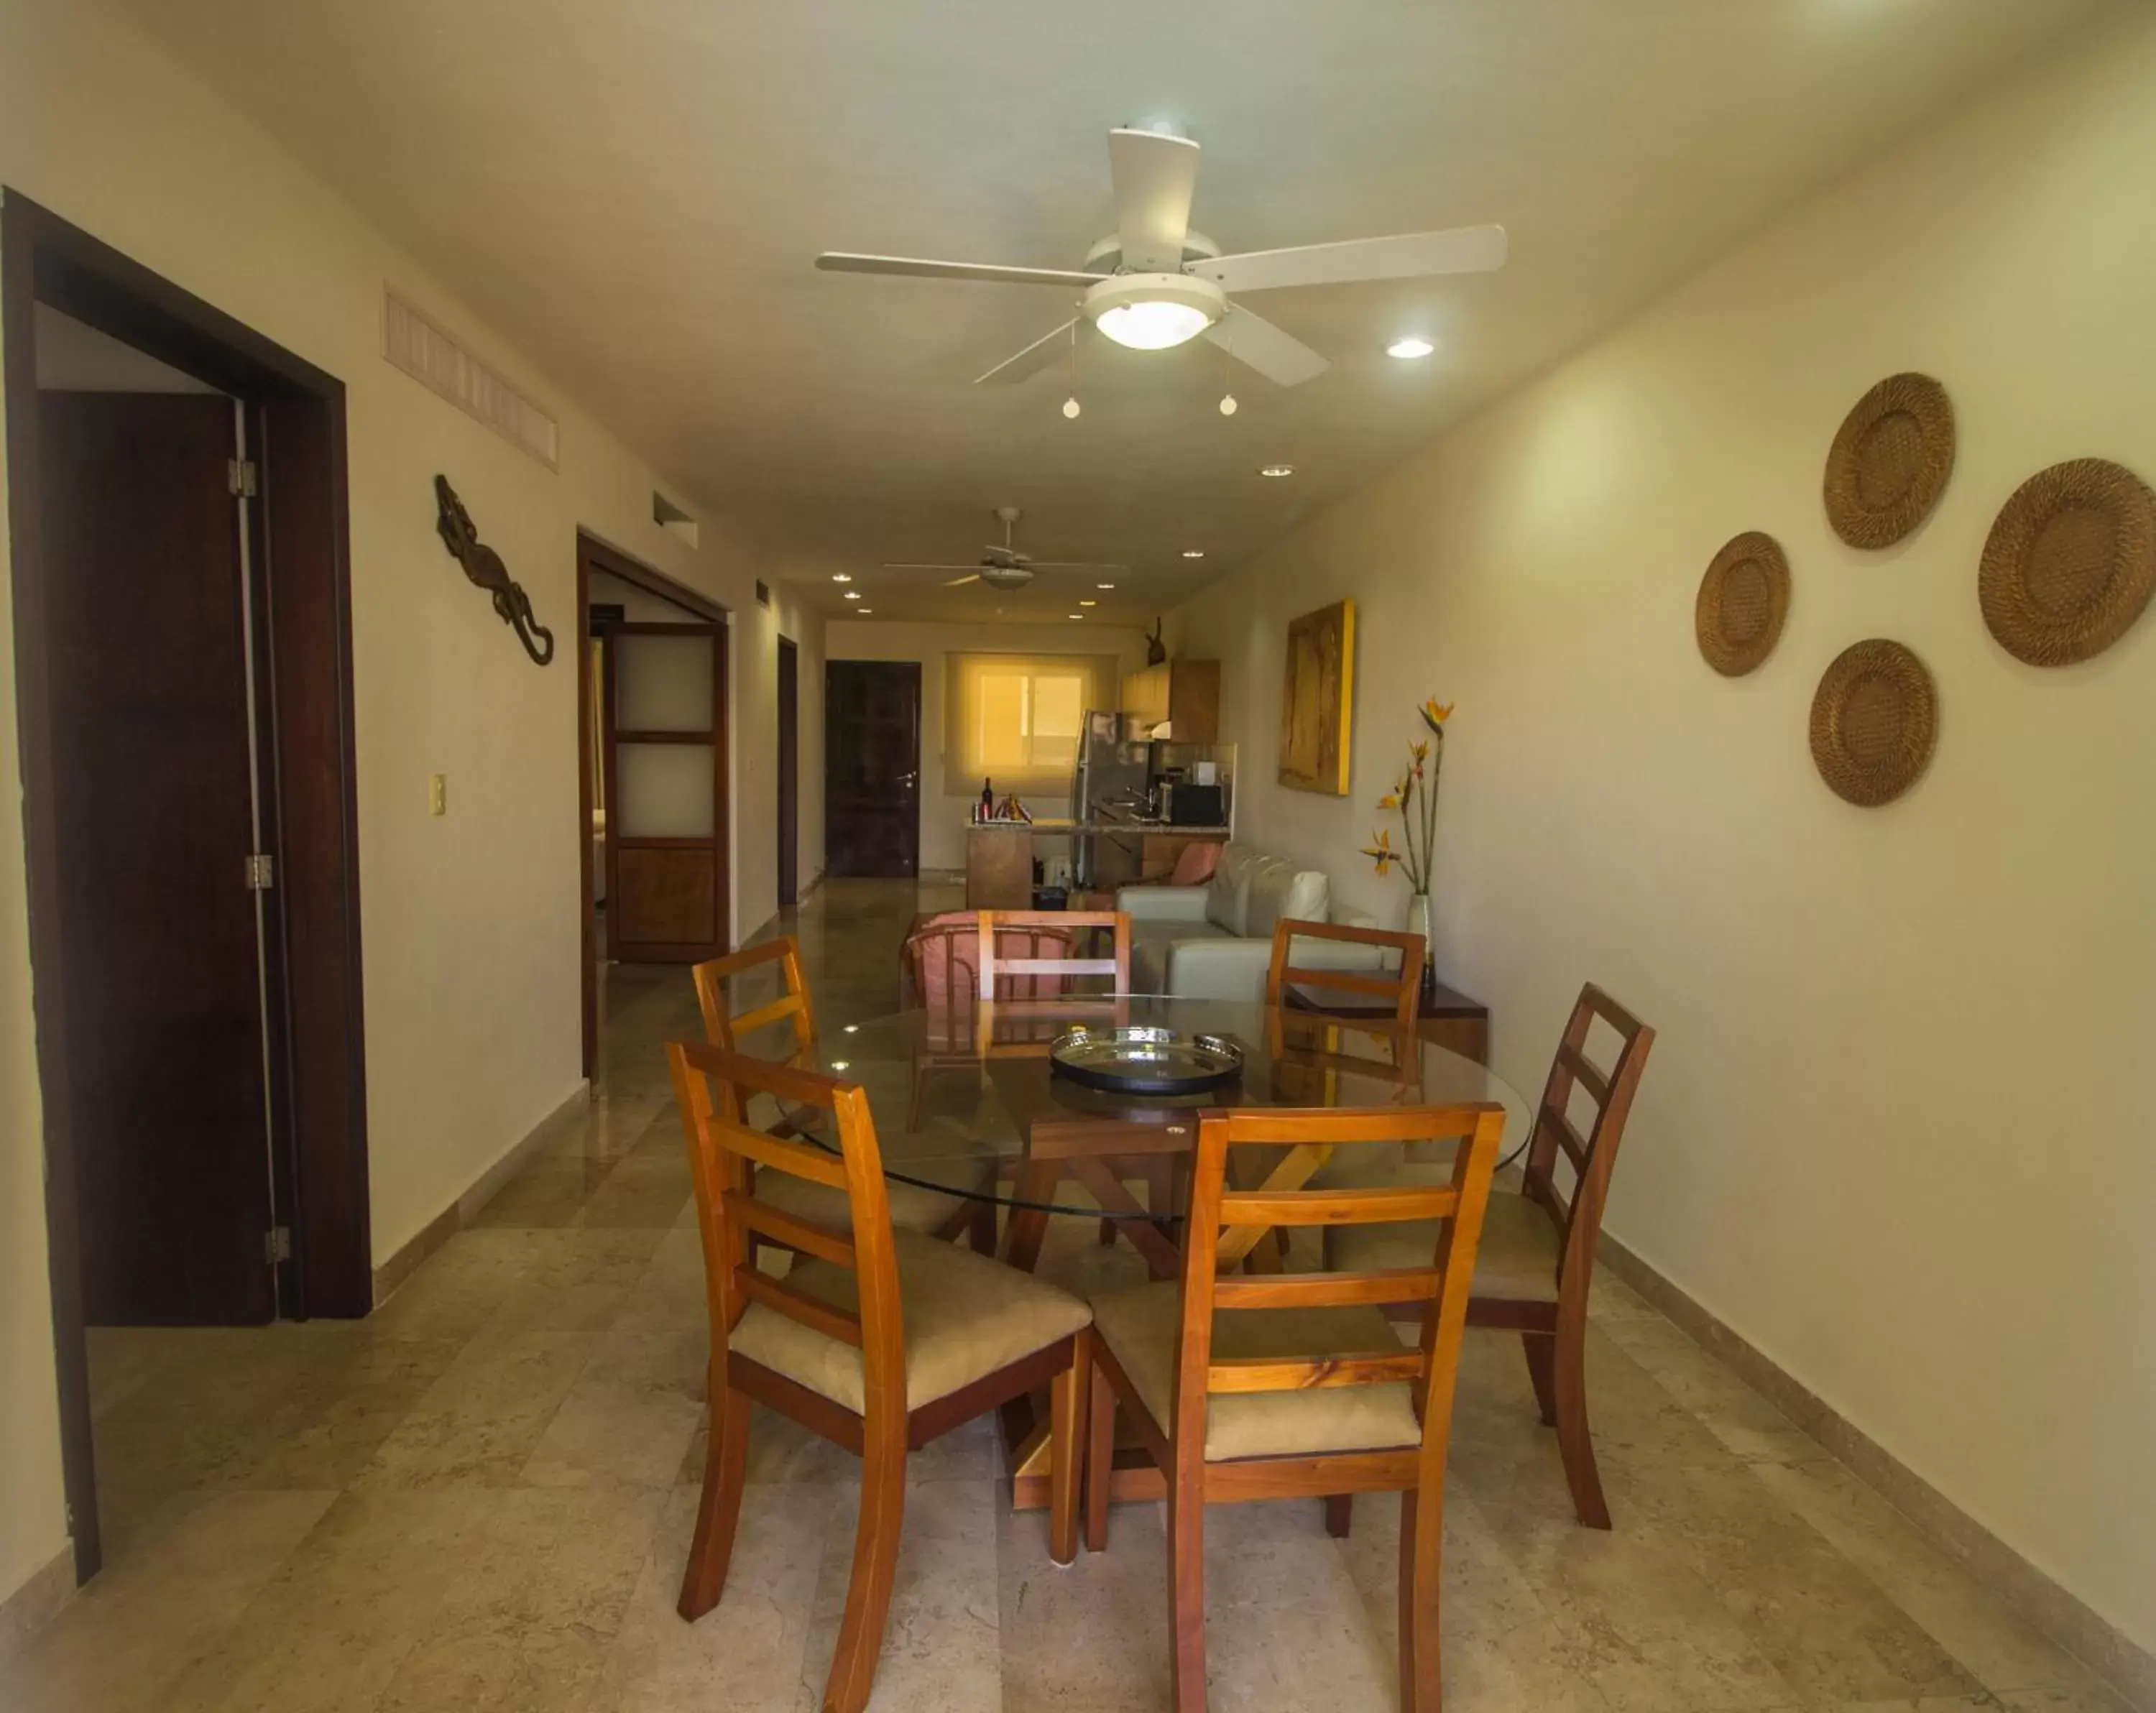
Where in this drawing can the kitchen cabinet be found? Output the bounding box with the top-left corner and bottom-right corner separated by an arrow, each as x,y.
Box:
1119,658 -> 1220,742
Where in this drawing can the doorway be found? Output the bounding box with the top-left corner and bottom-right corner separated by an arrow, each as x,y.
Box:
825,660 -> 921,877
777,637 -> 799,908
4,193 -> 368,1582
574,533 -> 731,1076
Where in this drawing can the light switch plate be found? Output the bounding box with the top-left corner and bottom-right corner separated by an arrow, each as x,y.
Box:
429,774 -> 447,817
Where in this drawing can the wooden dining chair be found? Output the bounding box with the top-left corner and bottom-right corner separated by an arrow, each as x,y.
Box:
691,938 -> 995,1248
977,908 -> 1132,997
1325,983 -> 1655,1530
1265,916 -> 1427,1032
1084,1100 -> 1506,1713
668,1040 -> 1094,1713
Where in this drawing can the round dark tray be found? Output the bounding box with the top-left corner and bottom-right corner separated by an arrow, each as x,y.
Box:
1049,1025 -> 1245,1096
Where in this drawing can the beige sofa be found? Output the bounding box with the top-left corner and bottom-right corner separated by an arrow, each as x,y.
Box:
1116,842 -> 1391,1001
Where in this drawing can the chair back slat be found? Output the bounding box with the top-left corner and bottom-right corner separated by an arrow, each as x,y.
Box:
1211,1267 -> 1440,1310
1265,918 -> 1427,1030
732,1265 -> 865,1347
724,1190 -> 857,1268
979,909 -> 1132,996
1171,1102 -> 1504,1449
1219,1185 -> 1461,1227
1520,984 -> 1657,1296
693,937 -> 818,1051
668,1039 -> 906,1418
1207,1349 -> 1427,1394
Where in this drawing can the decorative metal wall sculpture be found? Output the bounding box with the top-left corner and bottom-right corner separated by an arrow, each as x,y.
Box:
433,474 -> 556,665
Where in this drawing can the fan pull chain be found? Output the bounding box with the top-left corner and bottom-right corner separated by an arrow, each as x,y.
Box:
1061,315 -> 1082,420
1218,325 -> 1238,416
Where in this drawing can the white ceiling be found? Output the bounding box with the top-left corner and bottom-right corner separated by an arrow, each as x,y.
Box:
120,0 -> 2107,626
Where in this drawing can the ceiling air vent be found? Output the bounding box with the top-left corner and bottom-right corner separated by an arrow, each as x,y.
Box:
755,580 -> 771,607
383,290 -> 558,470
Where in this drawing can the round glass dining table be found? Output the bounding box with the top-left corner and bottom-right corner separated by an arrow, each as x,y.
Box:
734,996 -> 1531,1275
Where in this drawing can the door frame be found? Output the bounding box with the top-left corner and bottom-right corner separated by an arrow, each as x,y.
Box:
573,532 -> 729,1075
2,192 -> 370,1582
776,636 -> 798,908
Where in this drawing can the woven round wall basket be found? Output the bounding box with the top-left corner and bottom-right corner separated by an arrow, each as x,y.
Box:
1977,457 -> 2156,666
1695,531 -> 1790,675
1823,373 -> 1955,549
1809,639 -> 1937,807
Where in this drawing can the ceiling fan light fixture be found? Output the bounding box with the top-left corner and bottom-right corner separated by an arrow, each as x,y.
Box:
1084,273 -> 1225,351
1386,336 -> 1436,360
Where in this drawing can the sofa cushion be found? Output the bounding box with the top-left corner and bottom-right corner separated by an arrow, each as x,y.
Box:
1090,1281 -> 1423,1462
1205,844 -> 1260,936
1243,859 -> 1330,942
1130,915 -> 1231,994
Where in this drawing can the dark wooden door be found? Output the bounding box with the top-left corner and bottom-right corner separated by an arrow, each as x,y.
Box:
776,637 -> 798,908
603,621 -> 730,961
825,660 -> 921,877
37,392 -> 275,1326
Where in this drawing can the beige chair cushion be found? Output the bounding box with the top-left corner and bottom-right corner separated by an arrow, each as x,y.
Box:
755,1135 -> 996,1237
1323,1181 -> 1563,1302
1089,1282 -> 1423,1462
730,1228 -> 1089,1414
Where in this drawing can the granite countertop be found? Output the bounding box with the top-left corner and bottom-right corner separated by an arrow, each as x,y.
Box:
967,819 -> 1233,835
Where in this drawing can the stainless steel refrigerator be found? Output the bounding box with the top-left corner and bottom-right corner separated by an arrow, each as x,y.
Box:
1068,710 -> 1151,886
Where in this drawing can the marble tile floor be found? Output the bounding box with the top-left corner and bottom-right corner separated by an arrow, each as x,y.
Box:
4,877 -> 2135,1712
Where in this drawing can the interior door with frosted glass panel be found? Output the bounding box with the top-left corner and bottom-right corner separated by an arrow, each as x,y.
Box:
603,622 -> 729,961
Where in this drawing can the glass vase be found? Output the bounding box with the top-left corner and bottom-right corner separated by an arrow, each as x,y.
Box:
1406,892 -> 1437,1002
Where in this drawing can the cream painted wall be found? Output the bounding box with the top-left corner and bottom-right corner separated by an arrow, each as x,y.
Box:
0,0 -> 821,1606
1170,9 -> 2156,1653
825,619 -> 1150,870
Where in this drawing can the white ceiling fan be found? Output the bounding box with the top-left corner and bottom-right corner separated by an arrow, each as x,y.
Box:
885,507 -> 1126,591
817,125 -> 1506,389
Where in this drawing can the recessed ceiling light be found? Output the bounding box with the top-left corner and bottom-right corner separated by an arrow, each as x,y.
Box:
1386,336 -> 1436,360
831,573 -> 853,583
1181,549 -> 1205,559
1259,463 -> 1294,479
1097,582 -> 1116,590
844,591 -> 861,600
1068,612 -> 1084,619
1079,599 -> 1097,607
857,608 -> 873,614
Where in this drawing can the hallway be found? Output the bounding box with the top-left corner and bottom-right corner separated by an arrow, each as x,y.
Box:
4,880 -> 2125,1712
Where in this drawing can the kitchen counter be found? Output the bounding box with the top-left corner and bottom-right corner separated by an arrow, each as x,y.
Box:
967,818 -> 1232,835
964,820 -> 1231,906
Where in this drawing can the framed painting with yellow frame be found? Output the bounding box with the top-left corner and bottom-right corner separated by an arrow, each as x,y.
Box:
1278,599 -> 1355,795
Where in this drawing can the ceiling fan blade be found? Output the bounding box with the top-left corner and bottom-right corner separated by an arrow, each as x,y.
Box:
1203,305 -> 1330,387
885,561 -> 988,573
943,573 -> 983,587
975,318 -> 1090,386
816,252 -> 1099,287
1194,224 -> 1508,294
1108,128 -> 1202,271
1030,563 -> 1130,573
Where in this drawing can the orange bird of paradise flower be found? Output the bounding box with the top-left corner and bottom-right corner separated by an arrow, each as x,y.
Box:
1419,698 -> 1455,734
1361,828 -> 1399,874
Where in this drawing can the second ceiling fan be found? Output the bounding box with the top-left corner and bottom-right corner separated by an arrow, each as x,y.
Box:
886,507 -> 1125,591
817,126 -> 1506,389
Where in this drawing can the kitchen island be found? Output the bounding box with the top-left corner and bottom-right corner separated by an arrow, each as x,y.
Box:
964,819 -> 1232,908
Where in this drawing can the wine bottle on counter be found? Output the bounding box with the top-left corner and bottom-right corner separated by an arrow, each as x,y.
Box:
980,777 -> 994,821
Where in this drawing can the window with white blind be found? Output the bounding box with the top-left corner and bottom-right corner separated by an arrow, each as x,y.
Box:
943,652 -> 1119,796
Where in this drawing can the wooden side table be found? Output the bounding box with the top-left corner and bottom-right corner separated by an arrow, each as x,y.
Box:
1282,978 -> 1489,1063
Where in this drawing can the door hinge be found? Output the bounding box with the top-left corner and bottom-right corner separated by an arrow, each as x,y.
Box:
264,1226 -> 293,1265
244,853 -> 275,890
227,458 -> 259,498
